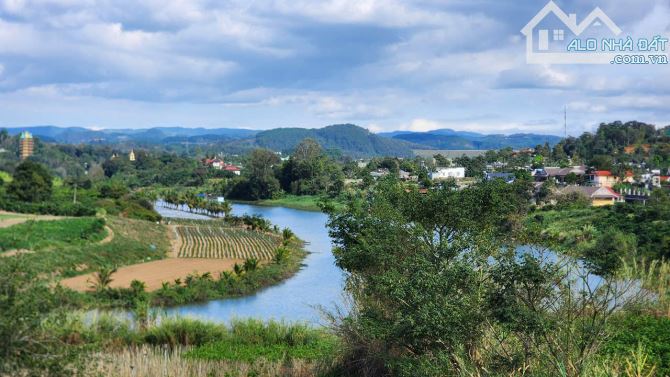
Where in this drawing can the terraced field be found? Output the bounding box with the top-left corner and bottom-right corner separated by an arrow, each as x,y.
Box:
176,225 -> 280,260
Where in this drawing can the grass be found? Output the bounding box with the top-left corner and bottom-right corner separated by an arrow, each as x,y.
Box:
526,207 -> 604,256
241,195 -> 345,212
0,217 -> 106,252
0,213 -> 23,220
186,319 -> 337,362
56,314 -> 337,377
0,216 -> 169,279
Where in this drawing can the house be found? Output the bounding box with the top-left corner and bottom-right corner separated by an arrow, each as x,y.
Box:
484,172 -> 515,184
223,165 -> 241,175
544,166 -> 586,183
623,171 -> 636,184
588,170 -> 618,187
532,168 -> 548,182
430,167 -> 465,180
521,1 -> 622,64
203,158 -> 225,169
559,186 -> 621,206
398,170 -> 418,181
652,175 -> 670,187
370,169 -> 389,179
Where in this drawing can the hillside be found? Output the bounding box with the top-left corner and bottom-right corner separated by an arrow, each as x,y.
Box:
254,124 -> 417,157
4,126 -> 257,144
384,129 -> 562,150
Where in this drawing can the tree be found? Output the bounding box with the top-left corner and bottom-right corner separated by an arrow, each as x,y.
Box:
88,266 -> 117,292
0,257 -> 79,375
7,160 -> 53,202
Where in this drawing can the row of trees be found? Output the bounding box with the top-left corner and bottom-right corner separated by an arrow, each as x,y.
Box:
161,190 -> 231,217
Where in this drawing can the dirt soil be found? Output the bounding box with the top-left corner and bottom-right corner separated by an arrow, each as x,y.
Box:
60,257 -> 244,291
0,211 -> 66,228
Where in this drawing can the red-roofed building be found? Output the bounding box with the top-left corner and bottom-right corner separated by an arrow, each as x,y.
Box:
588,170 -> 619,187
559,186 -> 622,206
203,158 -> 224,169
223,165 -> 241,175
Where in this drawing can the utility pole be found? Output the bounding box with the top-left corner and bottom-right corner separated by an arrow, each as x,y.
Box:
73,182 -> 77,204
564,105 -> 567,139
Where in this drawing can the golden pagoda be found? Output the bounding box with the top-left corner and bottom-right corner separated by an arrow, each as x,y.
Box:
19,131 -> 34,160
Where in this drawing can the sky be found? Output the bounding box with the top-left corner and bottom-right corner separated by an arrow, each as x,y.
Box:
0,0 -> 668,135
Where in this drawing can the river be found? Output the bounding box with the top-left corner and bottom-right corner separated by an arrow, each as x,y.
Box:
157,202 -> 346,325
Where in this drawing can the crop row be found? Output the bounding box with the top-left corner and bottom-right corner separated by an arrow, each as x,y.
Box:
176,225 -> 279,260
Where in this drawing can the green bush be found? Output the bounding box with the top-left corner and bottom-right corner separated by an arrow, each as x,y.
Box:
186,319 -> 337,362
603,314 -> 670,376
144,317 -> 226,347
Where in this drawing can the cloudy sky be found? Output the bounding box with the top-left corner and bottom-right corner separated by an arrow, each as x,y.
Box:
0,0 -> 668,135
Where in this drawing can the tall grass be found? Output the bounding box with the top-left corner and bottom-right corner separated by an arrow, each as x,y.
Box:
94,345 -> 321,377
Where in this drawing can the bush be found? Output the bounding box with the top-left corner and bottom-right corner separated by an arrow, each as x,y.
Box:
603,314 -> 670,376
143,317 -> 226,347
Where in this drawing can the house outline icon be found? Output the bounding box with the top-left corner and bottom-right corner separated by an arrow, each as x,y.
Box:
521,1 -> 622,64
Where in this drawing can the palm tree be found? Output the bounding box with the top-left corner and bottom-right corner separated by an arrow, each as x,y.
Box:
282,228 -> 294,243
88,266 -> 117,291
243,258 -> 259,272
233,263 -> 244,276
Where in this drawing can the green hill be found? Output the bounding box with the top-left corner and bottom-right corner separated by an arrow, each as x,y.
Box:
255,124 -> 416,157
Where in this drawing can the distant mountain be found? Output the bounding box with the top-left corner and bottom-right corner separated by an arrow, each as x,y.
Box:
2,124 -> 416,157
255,124 -> 417,157
2,124 -> 563,157
3,126 -> 258,144
381,129 -> 562,150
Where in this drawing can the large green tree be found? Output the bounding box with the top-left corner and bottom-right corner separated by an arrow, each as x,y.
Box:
7,160 -> 53,202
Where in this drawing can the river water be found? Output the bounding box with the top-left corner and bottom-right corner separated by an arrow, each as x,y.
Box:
157,202 -> 346,325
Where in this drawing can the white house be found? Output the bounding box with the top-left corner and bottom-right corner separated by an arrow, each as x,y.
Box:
430,167 -> 465,181
521,1 -> 621,64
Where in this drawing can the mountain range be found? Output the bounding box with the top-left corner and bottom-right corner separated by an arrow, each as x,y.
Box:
3,124 -> 562,157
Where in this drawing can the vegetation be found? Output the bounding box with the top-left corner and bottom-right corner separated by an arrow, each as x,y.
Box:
2,216 -> 168,279
528,190 -> 670,275
255,124 -> 415,158
324,177 -> 652,377
176,224 -> 280,259
0,217 -> 106,252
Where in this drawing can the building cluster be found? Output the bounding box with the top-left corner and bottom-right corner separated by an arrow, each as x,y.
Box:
202,158 -> 241,175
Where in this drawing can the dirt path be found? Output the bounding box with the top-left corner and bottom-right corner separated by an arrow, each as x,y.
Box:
99,226 -> 114,244
1,249 -> 34,257
0,211 -> 66,228
60,258 -> 244,291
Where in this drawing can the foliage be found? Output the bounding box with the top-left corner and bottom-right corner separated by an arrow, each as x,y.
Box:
603,314 -> 670,377
0,257 -> 82,375
7,159 -> 53,202
0,217 -> 106,252
186,319 -> 337,362
326,179 -> 641,377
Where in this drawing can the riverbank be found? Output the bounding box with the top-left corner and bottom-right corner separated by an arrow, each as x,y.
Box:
232,195 -> 345,212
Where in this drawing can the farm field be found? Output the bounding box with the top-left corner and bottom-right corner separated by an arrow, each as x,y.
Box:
176,225 -> 281,260
60,257 -> 244,291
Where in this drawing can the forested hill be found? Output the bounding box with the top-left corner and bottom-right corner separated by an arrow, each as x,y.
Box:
388,130 -> 563,150
255,124 -> 417,157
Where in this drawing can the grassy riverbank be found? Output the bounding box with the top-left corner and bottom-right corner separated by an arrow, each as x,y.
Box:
52,315 -> 339,377
235,195 -> 345,212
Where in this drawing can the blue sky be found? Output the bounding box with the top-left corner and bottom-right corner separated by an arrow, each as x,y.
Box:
0,0 -> 668,135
